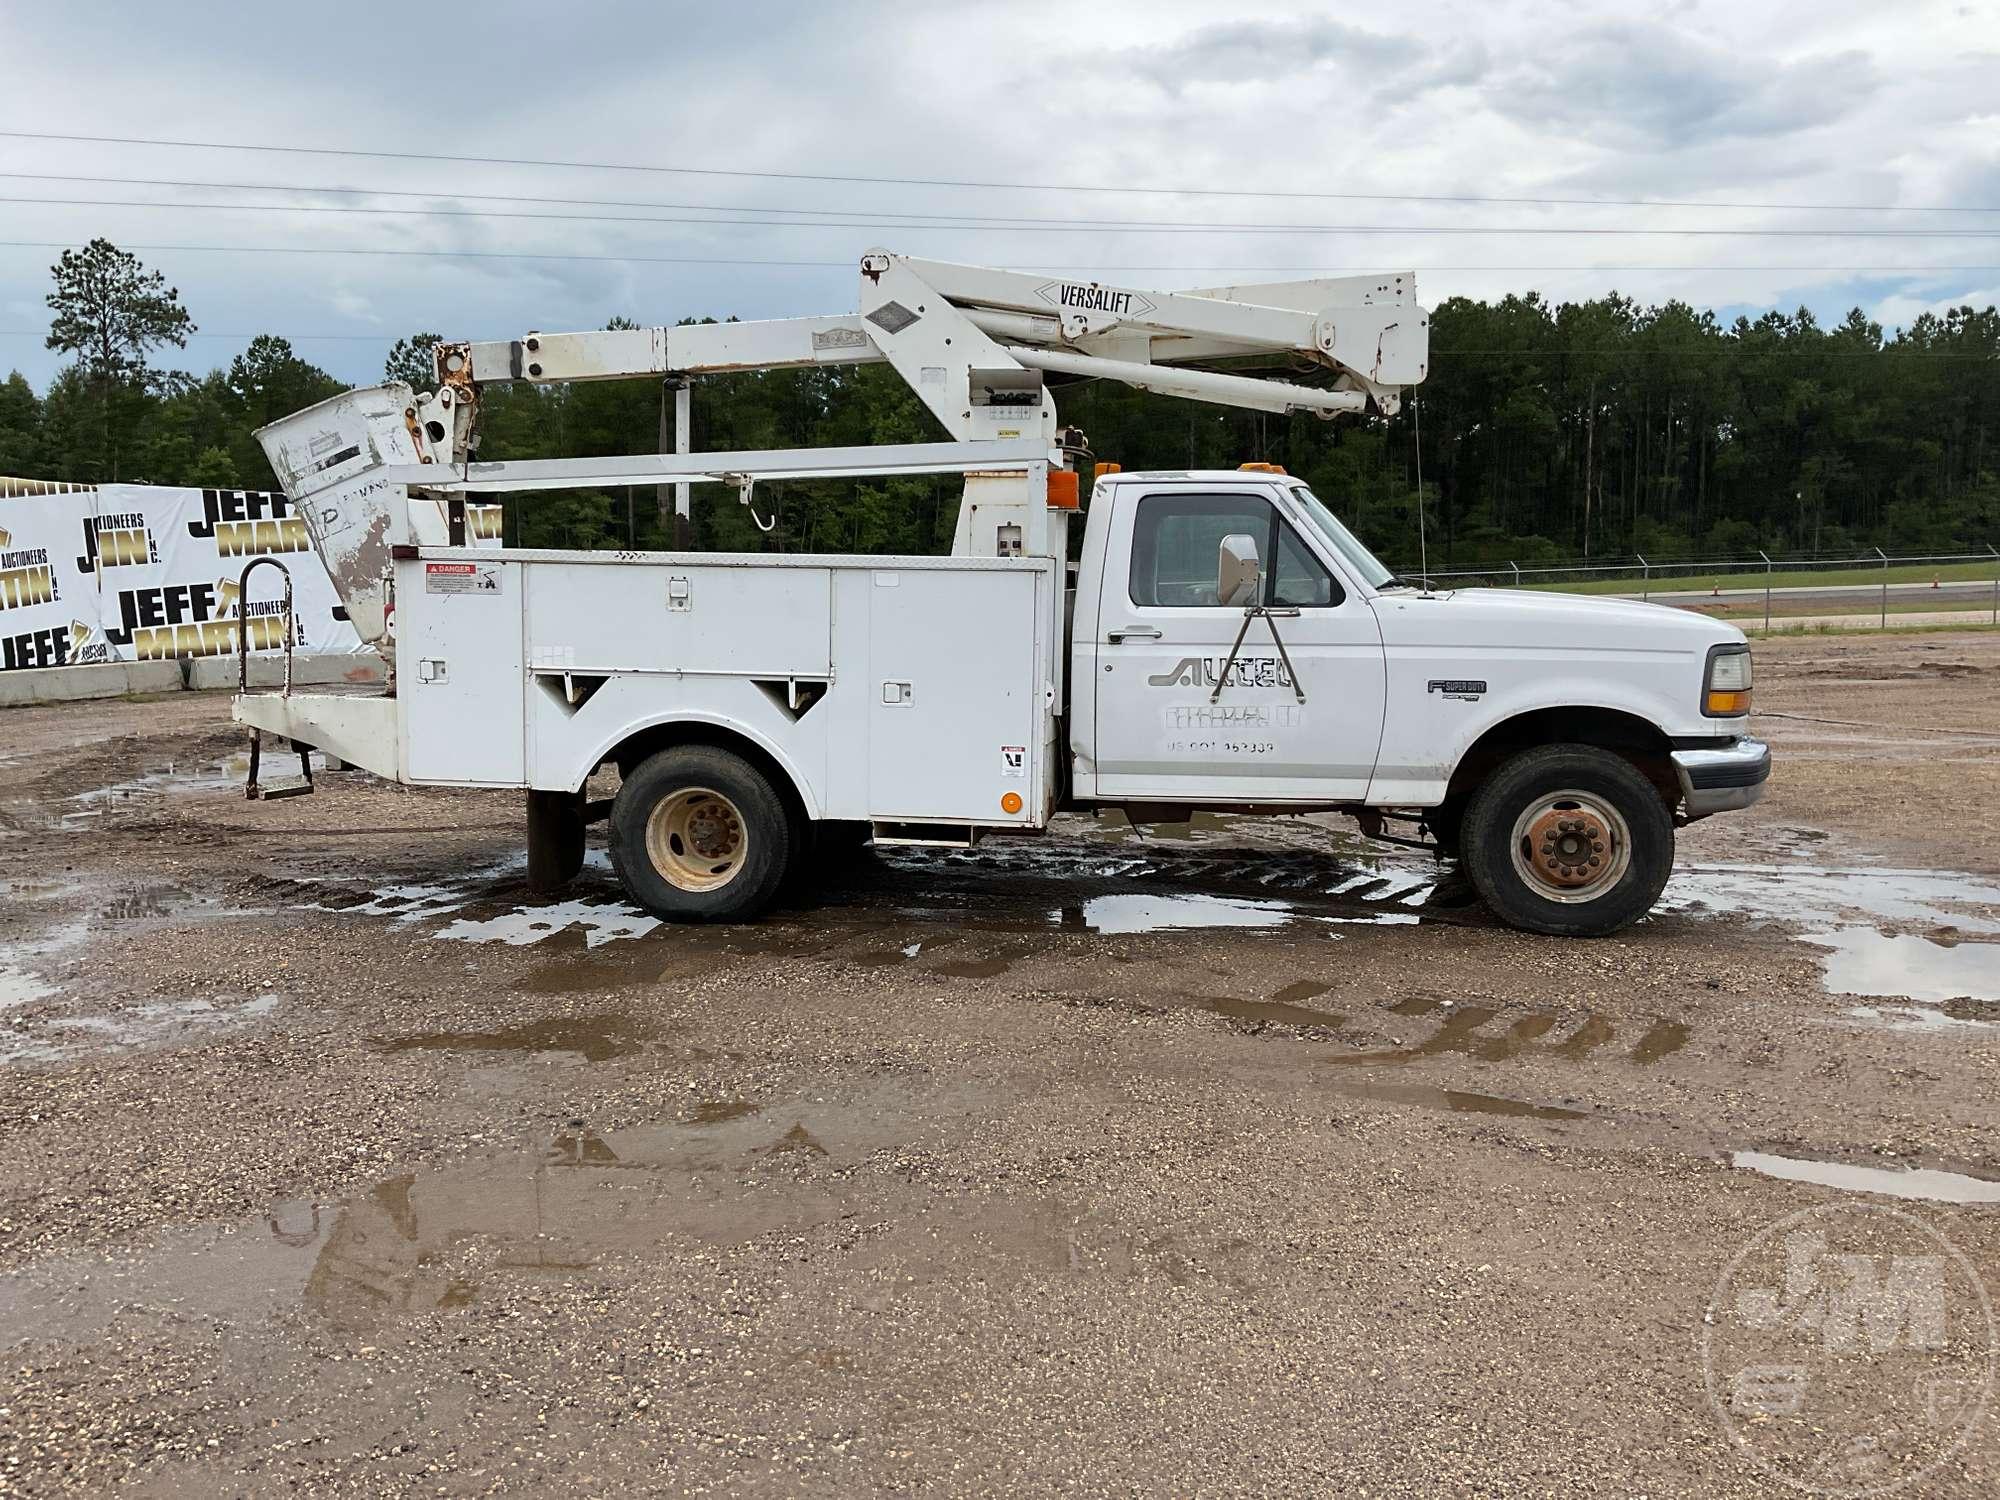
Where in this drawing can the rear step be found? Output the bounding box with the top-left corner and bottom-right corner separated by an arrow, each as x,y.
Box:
247,738 -> 316,801
235,555 -> 315,800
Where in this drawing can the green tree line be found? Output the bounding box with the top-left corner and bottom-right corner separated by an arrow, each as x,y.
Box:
4,242 -> 1995,565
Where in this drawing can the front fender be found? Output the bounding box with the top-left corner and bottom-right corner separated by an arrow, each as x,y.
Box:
1367,664 -> 1698,804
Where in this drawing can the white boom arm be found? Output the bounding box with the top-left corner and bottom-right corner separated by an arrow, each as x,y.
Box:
436,249 -> 1429,451
254,250 -> 1428,659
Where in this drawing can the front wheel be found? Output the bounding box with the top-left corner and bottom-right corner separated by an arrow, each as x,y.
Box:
609,746 -> 791,921
1461,744 -> 1674,937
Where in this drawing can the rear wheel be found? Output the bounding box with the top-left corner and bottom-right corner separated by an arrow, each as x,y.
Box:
1461,744 -> 1673,937
610,747 -> 791,921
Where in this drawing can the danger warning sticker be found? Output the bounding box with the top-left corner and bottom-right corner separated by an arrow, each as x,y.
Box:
1000,745 -> 1026,777
425,561 -> 501,595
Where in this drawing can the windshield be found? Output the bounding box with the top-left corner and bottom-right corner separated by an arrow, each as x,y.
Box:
1288,485 -> 1398,590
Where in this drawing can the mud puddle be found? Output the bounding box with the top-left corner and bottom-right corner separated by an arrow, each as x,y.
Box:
0,964 -> 55,1009
1731,1150 -> 2000,1205
1665,863 -> 2000,932
1832,1004 -> 1996,1033
1067,892 -> 1333,934
1324,998 -> 1690,1068
1809,929 -> 2000,1004
272,830 -> 1459,957
378,1013 -> 657,1064
3,994 -> 279,1065
1205,980 -> 1342,1029
63,754 -> 252,815
0,1090 -> 976,1344
1328,1077 -> 1591,1122
1664,861 -> 2000,1007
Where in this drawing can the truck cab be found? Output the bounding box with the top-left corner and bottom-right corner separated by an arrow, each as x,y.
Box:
1069,467 -> 1768,934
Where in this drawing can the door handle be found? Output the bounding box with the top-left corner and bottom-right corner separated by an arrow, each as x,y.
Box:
1106,625 -> 1163,642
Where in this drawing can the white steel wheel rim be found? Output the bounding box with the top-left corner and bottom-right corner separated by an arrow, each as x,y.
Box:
645,787 -> 749,892
1508,789 -> 1632,905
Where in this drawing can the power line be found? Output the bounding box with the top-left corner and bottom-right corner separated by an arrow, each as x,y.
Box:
3,171 -> 1990,238
1,240 -> 1996,276
9,195 -> 2000,237
2,128 -> 1993,216
0,328 -> 392,341
1,331 -> 1991,359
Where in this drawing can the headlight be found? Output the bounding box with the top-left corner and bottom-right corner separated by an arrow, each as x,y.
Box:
1704,644 -> 1752,717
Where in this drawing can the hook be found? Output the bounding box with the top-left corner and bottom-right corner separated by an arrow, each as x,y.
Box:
734,474 -> 777,533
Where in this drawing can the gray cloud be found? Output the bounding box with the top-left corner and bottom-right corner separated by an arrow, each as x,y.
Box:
1481,24 -> 1878,146
0,0 -> 1996,394
1118,16 -> 1424,93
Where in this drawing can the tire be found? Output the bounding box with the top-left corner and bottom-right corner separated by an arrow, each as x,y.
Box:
525,788 -> 585,893
1460,744 -> 1674,937
609,746 -> 792,921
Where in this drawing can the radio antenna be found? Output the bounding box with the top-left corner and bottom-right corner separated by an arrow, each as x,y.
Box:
1413,397 -> 1431,594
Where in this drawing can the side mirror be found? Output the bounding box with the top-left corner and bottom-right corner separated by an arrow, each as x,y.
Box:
1218,533 -> 1262,607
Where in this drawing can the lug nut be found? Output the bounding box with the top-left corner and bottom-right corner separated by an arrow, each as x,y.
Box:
1588,855 -> 1600,866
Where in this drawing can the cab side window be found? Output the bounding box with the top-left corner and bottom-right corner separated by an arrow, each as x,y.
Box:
1128,493 -> 1340,608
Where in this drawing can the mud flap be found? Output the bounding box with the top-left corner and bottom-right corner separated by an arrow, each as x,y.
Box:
526,788 -> 586,892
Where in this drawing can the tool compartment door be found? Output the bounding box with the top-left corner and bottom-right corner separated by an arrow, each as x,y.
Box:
523,560 -> 831,677
866,565 -> 1045,820
399,557 -> 526,784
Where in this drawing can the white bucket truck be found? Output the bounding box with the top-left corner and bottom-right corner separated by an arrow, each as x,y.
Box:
239,251 -> 1766,936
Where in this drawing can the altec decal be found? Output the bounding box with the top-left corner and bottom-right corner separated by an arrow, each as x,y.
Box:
76,511 -> 159,573
99,580 -> 297,659
187,489 -> 311,558
1035,281 -> 1158,320
1148,655 -> 1293,690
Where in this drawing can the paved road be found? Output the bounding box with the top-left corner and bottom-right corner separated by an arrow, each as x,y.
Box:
1625,579 -> 2000,616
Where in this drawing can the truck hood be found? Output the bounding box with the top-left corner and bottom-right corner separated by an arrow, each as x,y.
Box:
1370,587 -> 1745,651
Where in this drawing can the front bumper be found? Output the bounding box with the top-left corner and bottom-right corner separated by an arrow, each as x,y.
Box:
1671,734 -> 1771,820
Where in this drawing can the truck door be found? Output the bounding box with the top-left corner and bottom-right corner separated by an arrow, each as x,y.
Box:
1091,487 -> 1385,802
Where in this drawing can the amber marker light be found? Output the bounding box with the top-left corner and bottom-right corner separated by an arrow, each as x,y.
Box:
1703,646 -> 1753,717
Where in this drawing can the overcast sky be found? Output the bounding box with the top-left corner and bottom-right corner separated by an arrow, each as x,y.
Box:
2,0 -> 1998,391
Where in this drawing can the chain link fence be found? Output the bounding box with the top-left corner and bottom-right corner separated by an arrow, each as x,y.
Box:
1407,545 -> 2000,630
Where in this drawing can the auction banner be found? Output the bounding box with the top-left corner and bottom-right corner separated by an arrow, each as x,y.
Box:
1,483 -> 500,672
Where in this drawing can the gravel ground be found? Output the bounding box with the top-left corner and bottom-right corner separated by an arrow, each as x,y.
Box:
2,630 -> 1998,1497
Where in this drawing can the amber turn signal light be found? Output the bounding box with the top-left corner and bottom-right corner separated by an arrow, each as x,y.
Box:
1705,689 -> 1751,715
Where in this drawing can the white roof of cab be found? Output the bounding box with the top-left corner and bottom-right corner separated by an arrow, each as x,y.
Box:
1094,469 -> 1298,484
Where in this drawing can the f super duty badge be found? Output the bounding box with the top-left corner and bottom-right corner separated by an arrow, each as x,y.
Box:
1428,678 -> 1487,702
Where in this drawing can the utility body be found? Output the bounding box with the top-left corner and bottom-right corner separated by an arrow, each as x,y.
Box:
239,250 -> 1768,936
